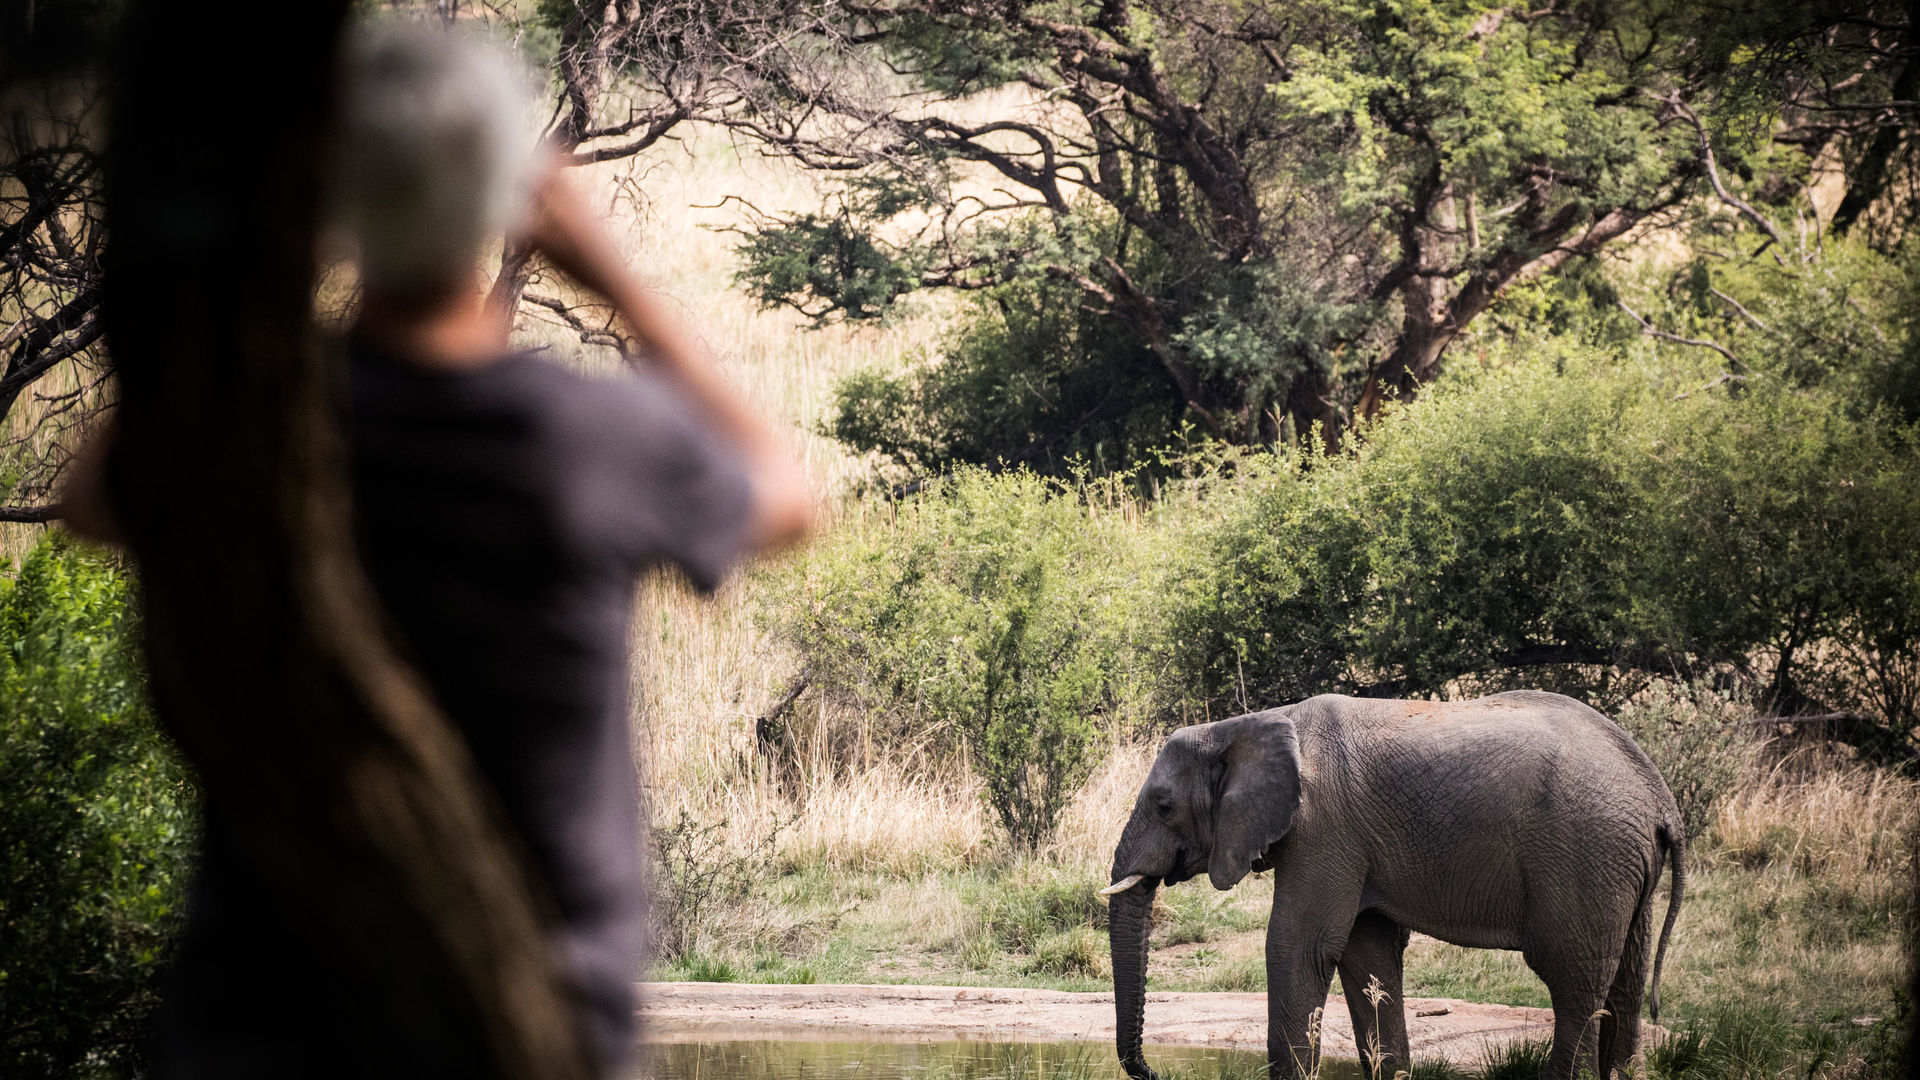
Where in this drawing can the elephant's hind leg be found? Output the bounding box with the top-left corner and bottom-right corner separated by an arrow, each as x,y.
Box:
1595,889 -> 1654,1079
1526,933 -> 1620,1080
1337,911 -> 1411,1080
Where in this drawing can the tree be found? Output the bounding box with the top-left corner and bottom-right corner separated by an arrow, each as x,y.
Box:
1685,0 -> 1920,247
485,0 -> 855,321
0,0 -> 118,522
717,0 -> 1730,468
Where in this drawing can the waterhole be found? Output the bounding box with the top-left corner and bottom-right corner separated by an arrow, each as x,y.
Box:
642,1031 -> 1367,1080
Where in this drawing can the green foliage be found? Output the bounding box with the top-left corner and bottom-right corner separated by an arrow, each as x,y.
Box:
736,0 -> 1746,471
1169,348 -> 1920,742
1266,0 -> 1682,228
0,538 -> 193,1079
734,210 -> 926,325
1615,239 -> 1920,426
773,470 -> 1163,847
828,271 -> 1181,476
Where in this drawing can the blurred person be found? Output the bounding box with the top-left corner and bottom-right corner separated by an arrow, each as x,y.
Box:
66,21 -> 811,1079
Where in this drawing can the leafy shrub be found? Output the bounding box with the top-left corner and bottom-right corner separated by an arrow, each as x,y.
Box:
1169,349 -> 1920,748
827,271 -> 1181,478
0,538 -> 194,1079
772,469 -> 1164,848
1615,681 -> 1758,841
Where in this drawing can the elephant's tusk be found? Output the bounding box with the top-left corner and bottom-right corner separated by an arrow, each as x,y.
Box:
1098,874 -> 1146,897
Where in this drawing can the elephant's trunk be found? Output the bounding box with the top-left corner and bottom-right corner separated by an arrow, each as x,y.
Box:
1107,876 -> 1160,1080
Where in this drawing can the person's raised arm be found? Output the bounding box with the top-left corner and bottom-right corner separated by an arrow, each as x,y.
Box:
516,165 -> 812,554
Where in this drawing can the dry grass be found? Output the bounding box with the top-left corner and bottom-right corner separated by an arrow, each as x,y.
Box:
1713,759 -> 1919,884
1664,761 -> 1918,1021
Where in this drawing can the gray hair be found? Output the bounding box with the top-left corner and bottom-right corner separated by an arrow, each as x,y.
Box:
332,22 -> 540,295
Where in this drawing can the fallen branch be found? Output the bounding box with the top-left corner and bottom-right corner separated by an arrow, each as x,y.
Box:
0,503 -> 59,523
753,675 -> 811,758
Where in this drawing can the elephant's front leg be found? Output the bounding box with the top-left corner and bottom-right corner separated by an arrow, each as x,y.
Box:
1337,911 -> 1411,1080
1265,879 -> 1359,1080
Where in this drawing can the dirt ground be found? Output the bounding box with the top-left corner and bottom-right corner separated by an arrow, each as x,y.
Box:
639,982 -> 1607,1067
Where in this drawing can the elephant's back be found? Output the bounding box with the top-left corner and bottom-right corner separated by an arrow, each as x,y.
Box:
1290,693 -> 1677,942
1300,691 -> 1675,810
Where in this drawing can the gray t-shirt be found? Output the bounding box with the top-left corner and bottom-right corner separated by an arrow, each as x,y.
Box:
152,346 -> 753,1077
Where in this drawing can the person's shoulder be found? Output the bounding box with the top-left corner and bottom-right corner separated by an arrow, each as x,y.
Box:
507,353 -> 705,446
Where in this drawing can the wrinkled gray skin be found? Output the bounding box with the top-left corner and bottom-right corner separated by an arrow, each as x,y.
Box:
1106,692 -> 1685,1080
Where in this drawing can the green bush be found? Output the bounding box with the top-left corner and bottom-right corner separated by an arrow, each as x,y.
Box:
648,809 -> 789,962
773,469 -> 1164,848
0,538 -> 194,1079
1169,349 -> 1920,747
827,271 -> 1181,478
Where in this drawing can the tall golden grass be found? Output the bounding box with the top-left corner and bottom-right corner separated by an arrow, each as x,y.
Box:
1714,758 -> 1918,885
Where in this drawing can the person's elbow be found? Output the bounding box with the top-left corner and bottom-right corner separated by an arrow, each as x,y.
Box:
745,458 -> 814,555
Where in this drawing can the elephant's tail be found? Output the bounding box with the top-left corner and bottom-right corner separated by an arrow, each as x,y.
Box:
1648,819 -> 1686,1023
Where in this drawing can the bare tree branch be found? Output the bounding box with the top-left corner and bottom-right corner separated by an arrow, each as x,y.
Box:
1619,299 -> 1744,366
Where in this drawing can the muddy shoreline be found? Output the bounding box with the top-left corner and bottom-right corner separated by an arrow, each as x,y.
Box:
638,982 -> 1588,1066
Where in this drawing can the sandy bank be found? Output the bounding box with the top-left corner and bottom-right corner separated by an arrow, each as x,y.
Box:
638,982 -> 1596,1066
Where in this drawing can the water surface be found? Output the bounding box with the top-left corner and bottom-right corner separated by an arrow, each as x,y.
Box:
642,1032 -> 1366,1080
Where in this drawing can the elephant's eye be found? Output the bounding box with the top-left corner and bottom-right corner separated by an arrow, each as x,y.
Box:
1155,798 -> 1175,820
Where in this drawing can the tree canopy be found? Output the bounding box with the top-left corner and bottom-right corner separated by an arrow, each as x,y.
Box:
704,0 -> 1919,471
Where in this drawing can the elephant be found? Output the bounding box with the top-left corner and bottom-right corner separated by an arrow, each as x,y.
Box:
1103,691 -> 1685,1080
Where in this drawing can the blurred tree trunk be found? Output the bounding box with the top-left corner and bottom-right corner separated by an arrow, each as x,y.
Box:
102,3 -> 587,1077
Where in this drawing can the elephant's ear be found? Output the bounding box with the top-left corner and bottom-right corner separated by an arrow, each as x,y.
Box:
1207,712 -> 1302,891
